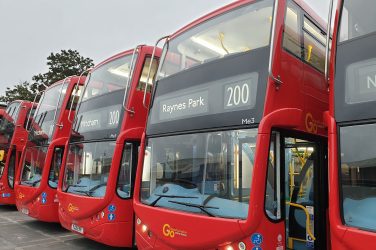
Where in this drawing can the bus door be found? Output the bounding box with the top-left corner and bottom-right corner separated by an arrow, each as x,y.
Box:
268,131 -> 327,250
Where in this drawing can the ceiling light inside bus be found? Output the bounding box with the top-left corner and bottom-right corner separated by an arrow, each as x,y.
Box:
191,36 -> 227,56
108,65 -> 130,78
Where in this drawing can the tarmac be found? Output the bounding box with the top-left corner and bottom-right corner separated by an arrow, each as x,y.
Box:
0,205 -> 125,250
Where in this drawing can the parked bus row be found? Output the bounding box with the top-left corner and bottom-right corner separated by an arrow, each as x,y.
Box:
0,0 -> 374,249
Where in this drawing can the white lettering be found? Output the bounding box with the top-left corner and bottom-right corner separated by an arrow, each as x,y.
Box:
108,110 -> 120,125
82,119 -> 99,127
226,83 -> 250,107
188,97 -> 205,108
367,75 -> 376,89
161,102 -> 187,114
242,118 -> 255,125
162,96 -> 206,116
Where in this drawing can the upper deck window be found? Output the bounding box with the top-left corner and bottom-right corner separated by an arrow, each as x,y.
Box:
157,0 -> 273,80
38,83 -> 68,115
340,0 -> 376,42
82,54 -> 134,102
334,0 -> 376,122
283,1 -> 301,58
30,83 -> 68,143
136,57 -> 159,93
303,17 -> 326,72
71,54 -> 134,141
67,85 -> 84,111
5,102 -> 21,122
283,0 -> 326,72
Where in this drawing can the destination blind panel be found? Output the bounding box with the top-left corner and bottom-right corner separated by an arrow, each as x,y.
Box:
76,104 -> 122,133
335,32 -> 376,122
346,58 -> 376,104
151,72 -> 258,124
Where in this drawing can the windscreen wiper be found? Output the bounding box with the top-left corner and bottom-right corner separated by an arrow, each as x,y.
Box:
150,194 -> 198,207
88,183 -> 107,193
172,178 -> 197,189
70,183 -> 107,197
31,179 -> 41,187
168,200 -> 219,217
65,184 -> 87,192
22,179 -> 41,187
73,189 -> 93,197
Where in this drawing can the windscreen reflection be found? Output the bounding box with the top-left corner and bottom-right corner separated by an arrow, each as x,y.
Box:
141,129 -> 257,219
62,141 -> 116,198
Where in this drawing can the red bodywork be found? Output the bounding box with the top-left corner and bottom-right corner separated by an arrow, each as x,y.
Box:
326,0 -> 376,249
14,76 -> 86,222
0,101 -> 35,204
133,0 -> 329,249
56,46 -> 161,247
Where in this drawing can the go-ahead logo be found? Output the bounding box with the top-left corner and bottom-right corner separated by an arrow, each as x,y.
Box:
68,203 -> 79,213
305,113 -> 325,134
162,224 -> 188,238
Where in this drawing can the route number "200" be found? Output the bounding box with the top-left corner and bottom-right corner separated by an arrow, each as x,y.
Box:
226,83 -> 250,107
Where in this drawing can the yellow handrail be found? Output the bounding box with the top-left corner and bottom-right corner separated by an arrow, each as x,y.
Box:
286,202 -> 316,241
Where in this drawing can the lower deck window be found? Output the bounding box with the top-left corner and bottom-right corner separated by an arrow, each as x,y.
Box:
340,123 -> 376,231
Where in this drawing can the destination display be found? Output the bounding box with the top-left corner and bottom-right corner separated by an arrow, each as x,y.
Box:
152,73 -> 258,123
346,58 -> 376,104
77,104 -> 122,133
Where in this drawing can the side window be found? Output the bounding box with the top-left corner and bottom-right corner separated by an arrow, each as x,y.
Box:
7,148 -> 17,189
6,102 -> 21,122
283,1 -> 302,58
23,107 -> 36,130
57,83 -> 69,109
67,85 -> 83,111
117,142 -> 137,199
136,57 -> 159,93
303,17 -> 326,72
265,132 -> 281,220
48,147 -> 64,188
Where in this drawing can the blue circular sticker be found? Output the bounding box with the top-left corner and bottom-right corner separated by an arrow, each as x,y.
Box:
41,197 -> 47,204
42,192 -> 47,198
108,213 -> 115,221
108,204 -> 116,212
251,233 -> 263,245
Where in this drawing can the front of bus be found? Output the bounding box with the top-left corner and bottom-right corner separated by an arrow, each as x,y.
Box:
57,50 -> 146,247
134,1 -> 276,249
0,103 -> 19,189
0,101 -> 32,204
16,81 -> 69,217
15,77 -> 83,222
328,0 -> 376,248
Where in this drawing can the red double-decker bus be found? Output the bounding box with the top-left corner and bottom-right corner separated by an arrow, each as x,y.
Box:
15,76 -> 85,222
0,104 -> 7,110
327,0 -> 376,249
0,100 -> 35,204
57,46 -> 160,247
134,0 -> 330,249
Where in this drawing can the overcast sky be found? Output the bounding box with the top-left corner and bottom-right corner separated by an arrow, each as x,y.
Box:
0,0 -> 329,95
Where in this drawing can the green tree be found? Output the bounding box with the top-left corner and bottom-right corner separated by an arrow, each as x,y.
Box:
0,81 -> 35,103
31,49 -> 94,93
0,49 -> 94,103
